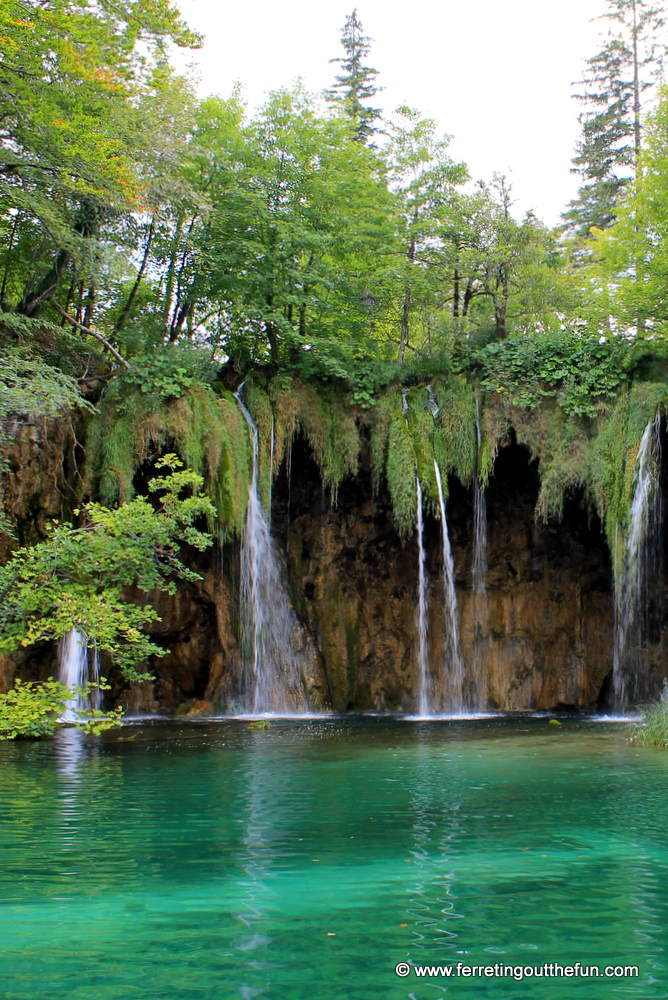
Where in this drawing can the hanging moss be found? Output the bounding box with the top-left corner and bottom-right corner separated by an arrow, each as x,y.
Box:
209,392 -> 254,537
406,387 -> 438,509
269,376 -> 359,501
432,376 -> 477,487
386,414 -> 418,540
477,378 -> 666,576
85,384 -> 252,537
588,381 -> 665,574
371,378 -> 477,532
370,387 -> 400,493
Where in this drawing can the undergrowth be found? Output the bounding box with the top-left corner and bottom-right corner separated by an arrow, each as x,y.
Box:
632,699 -> 668,748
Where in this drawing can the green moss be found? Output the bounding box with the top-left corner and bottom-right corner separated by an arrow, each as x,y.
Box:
588,381 -> 665,576
270,376 -> 359,502
370,387 -> 400,493
432,376 -> 477,487
83,365 -> 666,563
387,414 -> 417,540
86,383 -> 252,537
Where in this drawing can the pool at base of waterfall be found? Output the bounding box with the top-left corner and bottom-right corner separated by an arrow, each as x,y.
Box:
0,717 -> 666,999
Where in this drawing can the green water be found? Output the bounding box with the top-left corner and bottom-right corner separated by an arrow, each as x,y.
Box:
0,717 -> 667,999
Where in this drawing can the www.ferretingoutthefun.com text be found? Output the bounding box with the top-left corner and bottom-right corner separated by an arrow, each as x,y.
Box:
394,961 -> 639,981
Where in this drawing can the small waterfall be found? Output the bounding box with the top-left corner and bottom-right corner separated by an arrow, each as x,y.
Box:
471,395 -> 489,708
416,478 -> 430,716
235,387 -> 309,715
426,384 -> 439,418
58,628 -> 100,721
434,461 -> 465,712
613,414 -> 663,710
402,388 -> 409,415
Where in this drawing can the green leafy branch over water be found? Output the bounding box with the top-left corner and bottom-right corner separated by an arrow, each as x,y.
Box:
0,679 -> 123,741
0,458 -> 215,680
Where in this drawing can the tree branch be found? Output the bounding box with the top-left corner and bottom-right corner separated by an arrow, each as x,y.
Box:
52,302 -> 132,369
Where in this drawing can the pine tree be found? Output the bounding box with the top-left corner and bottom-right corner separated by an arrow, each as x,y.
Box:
564,0 -> 666,239
327,10 -> 382,142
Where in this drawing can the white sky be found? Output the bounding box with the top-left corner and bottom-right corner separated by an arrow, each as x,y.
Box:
176,0 -> 607,225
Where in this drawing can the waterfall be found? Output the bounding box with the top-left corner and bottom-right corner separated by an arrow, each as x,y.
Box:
235,387 -> 309,715
472,398 -> 488,595
434,461 -> 465,712
471,395 -> 489,709
613,413 -> 663,711
402,388 -> 409,415
58,628 -> 100,722
416,478 -> 430,716
426,384 -> 439,418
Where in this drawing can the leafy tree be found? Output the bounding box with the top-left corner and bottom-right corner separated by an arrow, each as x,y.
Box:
327,9 -> 382,142
385,107 -> 468,361
0,0 -> 200,323
181,86 -> 396,369
564,0 -> 666,239
440,178 -> 563,343
592,88 -> 668,336
0,458 -> 215,680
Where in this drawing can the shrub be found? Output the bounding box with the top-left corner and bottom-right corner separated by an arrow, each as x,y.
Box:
632,699 -> 668,748
0,679 -> 123,741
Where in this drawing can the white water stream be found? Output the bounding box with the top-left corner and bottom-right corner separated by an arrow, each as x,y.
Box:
416,478 -> 430,716
613,414 -> 663,710
58,628 -> 100,721
235,387 -> 309,715
434,461 -> 465,712
471,396 -> 489,709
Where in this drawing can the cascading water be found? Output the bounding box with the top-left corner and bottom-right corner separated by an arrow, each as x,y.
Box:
471,394 -> 489,709
235,387 -> 309,715
613,413 -> 663,711
426,384 -> 439,418
416,478 -> 430,716
58,628 -> 100,721
434,461 -> 465,712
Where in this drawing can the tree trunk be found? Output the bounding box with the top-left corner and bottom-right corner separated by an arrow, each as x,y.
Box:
632,0 -> 641,163
0,212 -> 19,308
20,249 -> 70,316
115,217 -> 156,334
83,281 -> 96,329
265,320 -> 278,364
398,237 -> 416,364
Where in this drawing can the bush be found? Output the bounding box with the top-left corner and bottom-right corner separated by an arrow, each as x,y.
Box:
631,699 -> 668,748
0,679 -> 123,741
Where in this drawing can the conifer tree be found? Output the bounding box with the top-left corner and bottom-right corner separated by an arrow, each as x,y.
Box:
327,10 -> 382,142
564,0 -> 666,239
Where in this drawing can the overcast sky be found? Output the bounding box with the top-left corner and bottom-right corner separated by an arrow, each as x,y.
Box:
176,0 -> 606,225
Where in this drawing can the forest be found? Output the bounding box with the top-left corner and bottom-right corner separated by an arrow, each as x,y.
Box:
1,0 -> 668,711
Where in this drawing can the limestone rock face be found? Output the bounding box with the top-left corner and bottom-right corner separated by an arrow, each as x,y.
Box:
0,415 -> 73,558
3,417 -> 662,714
275,438 -> 615,713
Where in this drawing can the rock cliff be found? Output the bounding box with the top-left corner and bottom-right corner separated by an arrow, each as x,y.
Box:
4,419 -> 666,713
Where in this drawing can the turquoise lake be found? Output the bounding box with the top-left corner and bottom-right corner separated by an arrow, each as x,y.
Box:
0,717 -> 667,999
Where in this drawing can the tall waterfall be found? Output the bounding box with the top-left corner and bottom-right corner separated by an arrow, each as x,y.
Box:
416,478 -> 430,716
235,387 -> 309,715
58,628 -> 100,721
434,461 -> 464,712
471,395 -> 489,709
613,414 -> 663,711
